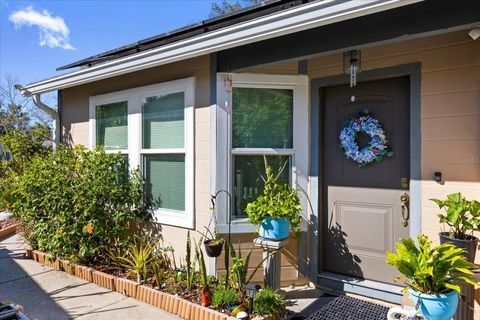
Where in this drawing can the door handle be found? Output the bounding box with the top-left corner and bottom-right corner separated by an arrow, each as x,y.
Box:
400,193 -> 409,227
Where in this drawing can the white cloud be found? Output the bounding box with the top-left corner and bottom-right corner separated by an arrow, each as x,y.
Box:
9,6 -> 75,50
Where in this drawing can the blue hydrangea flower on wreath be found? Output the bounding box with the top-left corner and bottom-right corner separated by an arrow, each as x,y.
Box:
339,109 -> 394,167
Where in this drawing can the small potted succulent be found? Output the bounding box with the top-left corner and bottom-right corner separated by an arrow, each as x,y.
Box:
386,234 -> 478,320
431,192 -> 480,262
245,158 -> 302,240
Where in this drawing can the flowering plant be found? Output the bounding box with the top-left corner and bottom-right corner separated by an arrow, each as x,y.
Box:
339,111 -> 393,166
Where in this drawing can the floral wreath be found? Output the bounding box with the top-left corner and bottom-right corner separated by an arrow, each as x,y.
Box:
339,110 -> 393,166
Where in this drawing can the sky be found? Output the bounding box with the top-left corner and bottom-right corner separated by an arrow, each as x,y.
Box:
0,0 -> 214,89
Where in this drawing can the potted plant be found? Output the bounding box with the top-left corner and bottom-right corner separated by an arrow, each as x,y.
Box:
431,192 -> 480,262
245,158 -> 302,240
386,234 -> 478,320
198,212 -> 224,258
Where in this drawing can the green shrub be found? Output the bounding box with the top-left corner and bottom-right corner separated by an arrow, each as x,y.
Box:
253,287 -> 286,317
212,287 -> 239,308
0,126 -> 50,209
12,145 -> 147,263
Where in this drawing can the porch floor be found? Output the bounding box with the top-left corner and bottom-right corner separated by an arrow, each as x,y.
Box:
284,285 -> 398,319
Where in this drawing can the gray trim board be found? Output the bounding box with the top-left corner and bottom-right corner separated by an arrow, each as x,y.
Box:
217,0 -> 479,72
309,63 -> 421,303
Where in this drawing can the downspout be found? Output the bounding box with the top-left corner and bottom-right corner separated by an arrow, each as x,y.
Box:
14,84 -> 60,149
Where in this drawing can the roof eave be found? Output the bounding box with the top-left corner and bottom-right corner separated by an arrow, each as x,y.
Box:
23,0 -> 423,95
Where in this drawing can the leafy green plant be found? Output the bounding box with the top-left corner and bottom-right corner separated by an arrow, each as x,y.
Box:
185,231 -> 197,291
253,287 -> 286,317
111,237 -> 160,283
230,242 -> 268,290
153,262 -> 164,288
212,287 -> 239,309
195,237 -> 213,306
386,234 -> 478,294
11,145 -> 147,262
431,192 -> 480,239
0,126 -> 50,209
245,157 -> 303,238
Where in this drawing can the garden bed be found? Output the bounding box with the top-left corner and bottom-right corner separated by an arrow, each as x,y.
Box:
0,219 -> 19,238
29,249 -> 229,320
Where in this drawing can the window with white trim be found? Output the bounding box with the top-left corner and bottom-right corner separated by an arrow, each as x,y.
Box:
215,73 -> 309,233
90,78 -> 195,228
232,87 -> 293,218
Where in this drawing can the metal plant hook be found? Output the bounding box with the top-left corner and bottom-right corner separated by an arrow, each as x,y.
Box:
210,189 -> 232,289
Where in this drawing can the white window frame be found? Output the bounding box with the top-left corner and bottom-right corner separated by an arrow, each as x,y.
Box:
215,73 -> 309,233
89,77 -> 195,229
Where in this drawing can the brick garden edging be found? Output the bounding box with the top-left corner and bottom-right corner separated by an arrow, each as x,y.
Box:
29,250 -> 229,320
0,224 -> 18,238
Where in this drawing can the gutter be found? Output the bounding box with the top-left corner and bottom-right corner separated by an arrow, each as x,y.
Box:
22,0 -> 422,95
14,84 -> 60,148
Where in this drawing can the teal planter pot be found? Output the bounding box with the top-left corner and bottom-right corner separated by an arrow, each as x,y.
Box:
259,217 -> 289,240
409,289 -> 458,320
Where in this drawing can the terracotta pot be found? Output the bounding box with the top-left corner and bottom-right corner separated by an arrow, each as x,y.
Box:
74,265 -> 93,282
92,270 -> 115,290
114,277 -> 139,297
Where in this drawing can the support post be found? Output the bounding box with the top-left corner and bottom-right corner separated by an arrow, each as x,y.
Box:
254,237 -> 289,291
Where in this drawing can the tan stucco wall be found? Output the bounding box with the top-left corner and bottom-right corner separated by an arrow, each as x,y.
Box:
60,55 -> 213,269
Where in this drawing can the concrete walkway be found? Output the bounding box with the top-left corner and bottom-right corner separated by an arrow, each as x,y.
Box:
0,233 -> 180,320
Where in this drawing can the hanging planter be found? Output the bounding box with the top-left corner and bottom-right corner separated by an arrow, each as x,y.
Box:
203,238 -> 224,258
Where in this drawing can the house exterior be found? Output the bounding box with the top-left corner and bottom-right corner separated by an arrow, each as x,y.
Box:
20,0 -> 480,315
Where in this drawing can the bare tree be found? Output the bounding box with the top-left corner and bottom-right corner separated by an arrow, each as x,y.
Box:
209,0 -> 265,17
0,75 -> 52,134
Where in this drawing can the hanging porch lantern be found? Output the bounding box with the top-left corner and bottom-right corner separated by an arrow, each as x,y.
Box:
343,50 -> 361,88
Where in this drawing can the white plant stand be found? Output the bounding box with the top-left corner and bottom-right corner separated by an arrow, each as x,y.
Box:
253,237 -> 289,291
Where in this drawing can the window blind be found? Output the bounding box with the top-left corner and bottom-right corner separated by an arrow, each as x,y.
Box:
96,101 -> 128,150
145,154 -> 185,211
142,93 -> 184,149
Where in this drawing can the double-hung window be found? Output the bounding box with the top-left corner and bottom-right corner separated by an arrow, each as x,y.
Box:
90,78 -> 195,228
216,73 -> 309,232
232,87 -> 293,218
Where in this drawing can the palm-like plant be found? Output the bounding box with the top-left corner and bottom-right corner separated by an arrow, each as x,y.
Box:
111,237 -> 159,283
230,241 -> 268,290
386,234 -> 478,294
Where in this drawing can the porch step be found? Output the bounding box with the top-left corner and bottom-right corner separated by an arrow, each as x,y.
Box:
317,272 -> 403,304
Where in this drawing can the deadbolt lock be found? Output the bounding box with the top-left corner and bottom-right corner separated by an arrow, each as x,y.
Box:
400,177 -> 409,189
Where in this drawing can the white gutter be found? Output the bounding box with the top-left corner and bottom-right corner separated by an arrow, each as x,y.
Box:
23,0 -> 422,94
33,94 -> 60,148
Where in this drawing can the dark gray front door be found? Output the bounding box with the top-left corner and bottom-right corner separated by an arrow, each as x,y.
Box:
322,76 -> 410,284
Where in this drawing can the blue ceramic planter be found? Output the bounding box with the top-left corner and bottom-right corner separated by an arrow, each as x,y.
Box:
409,289 -> 458,320
259,217 -> 289,240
